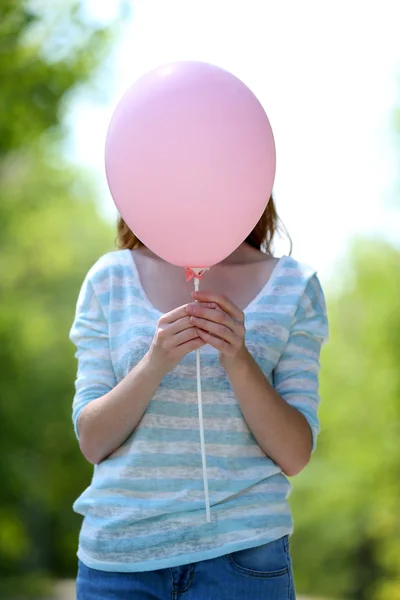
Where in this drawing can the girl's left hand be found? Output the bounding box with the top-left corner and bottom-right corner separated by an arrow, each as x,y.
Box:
186,291 -> 249,369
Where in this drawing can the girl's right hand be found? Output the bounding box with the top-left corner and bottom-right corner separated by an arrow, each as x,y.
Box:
146,302 -> 216,375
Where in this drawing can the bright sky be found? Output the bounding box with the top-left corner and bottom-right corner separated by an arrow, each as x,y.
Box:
69,0 -> 400,284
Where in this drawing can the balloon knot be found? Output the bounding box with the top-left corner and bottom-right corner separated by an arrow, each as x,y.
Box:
185,268 -> 207,282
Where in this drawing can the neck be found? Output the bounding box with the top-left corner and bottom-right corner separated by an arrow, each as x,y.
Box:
220,243 -> 263,265
136,242 -> 264,267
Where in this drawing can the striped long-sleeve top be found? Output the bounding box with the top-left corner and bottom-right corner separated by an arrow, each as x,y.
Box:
69,249 -> 329,572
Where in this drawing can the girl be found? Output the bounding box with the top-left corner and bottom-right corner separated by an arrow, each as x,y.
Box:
70,195 -> 329,599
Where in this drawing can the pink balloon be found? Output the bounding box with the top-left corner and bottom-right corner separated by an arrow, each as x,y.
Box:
105,61 -> 276,268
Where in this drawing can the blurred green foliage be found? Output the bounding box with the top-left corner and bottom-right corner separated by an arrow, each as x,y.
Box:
291,242 -> 400,599
1,1 -> 399,599
0,1 -> 117,596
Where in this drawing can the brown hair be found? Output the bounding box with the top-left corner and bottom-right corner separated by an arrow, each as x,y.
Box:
116,193 -> 292,256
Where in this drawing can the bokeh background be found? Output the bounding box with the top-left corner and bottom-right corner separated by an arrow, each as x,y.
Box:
1,1 -> 399,598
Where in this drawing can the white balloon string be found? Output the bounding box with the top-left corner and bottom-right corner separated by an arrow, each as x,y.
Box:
194,275 -> 211,523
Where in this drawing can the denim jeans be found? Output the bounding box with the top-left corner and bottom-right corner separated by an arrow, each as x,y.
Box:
76,535 -> 296,599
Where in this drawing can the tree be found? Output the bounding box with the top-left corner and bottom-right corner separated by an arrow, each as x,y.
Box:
0,1 -> 123,596
290,240 -> 400,599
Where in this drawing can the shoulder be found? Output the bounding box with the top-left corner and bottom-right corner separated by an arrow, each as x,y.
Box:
77,250 -> 135,316
280,254 -> 325,299
281,255 -> 329,343
281,254 -> 317,281
84,249 -> 132,287
278,254 -> 328,320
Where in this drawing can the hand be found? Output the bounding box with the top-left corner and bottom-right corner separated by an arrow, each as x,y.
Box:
147,301 -> 217,376
186,291 -> 249,370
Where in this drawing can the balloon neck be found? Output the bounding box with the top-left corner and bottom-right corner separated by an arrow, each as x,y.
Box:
185,267 -> 209,284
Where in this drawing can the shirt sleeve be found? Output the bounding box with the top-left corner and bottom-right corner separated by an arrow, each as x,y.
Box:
69,273 -> 117,440
272,273 -> 329,452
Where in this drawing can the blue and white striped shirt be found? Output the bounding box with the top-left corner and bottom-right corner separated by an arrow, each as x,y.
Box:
69,249 -> 329,572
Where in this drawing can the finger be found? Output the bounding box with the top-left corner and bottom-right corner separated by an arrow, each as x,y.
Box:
162,301 -> 217,324
173,326 -> 202,347
187,304 -> 241,335
169,306 -> 220,335
192,291 -> 243,321
189,316 -> 236,344
178,337 -> 206,353
187,304 -> 233,327
197,329 -> 232,354
168,316 -> 193,335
